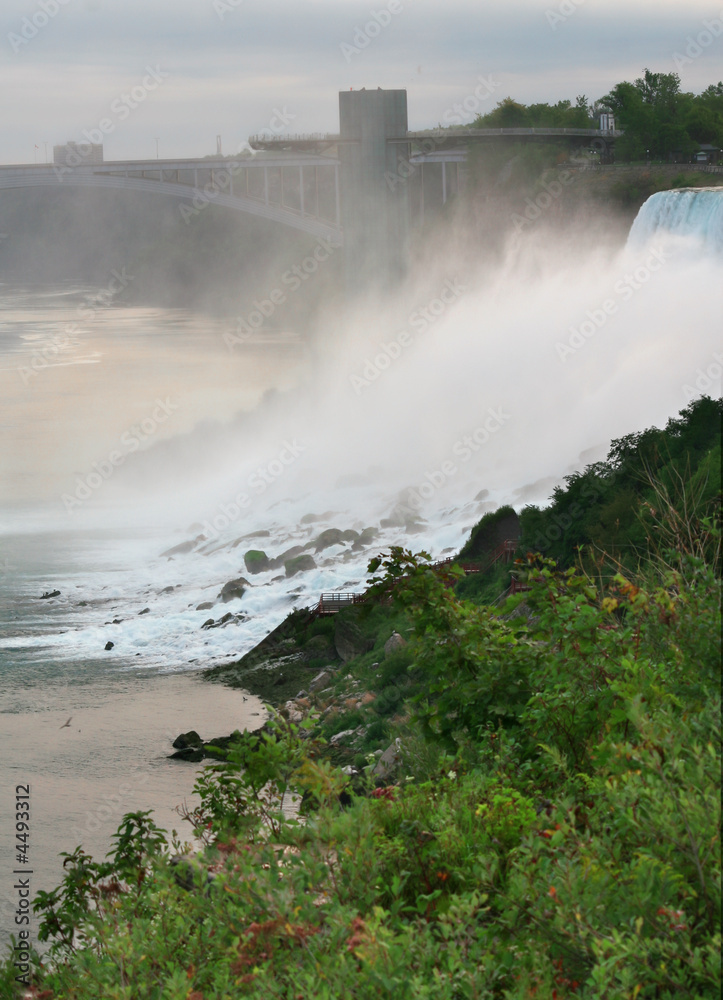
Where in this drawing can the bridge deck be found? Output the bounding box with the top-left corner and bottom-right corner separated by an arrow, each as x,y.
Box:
0,154 -> 344,245
249,127 -> 622,151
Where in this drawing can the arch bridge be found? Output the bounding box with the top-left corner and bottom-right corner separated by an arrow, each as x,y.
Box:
0,153 -> 344,246
0,93 -> 621,282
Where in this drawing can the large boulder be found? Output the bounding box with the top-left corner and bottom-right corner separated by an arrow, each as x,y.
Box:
301,511 -> 334,524
169,747 -> 204,762
309,669 -> 335,693
201,612 -> 246,630
384,632 -> 407,658
244,550 -> 270,575
160,539 -> 199,557
285,554 -> 316,577
304,635 -> 336,660
168,729 -> 245,761
372,739 -> 403,779
330,728 -> 357,746
219,577 -> 249,602
314,528 -> 345,552
269,545 -> 307,570
334,618 -> 372,663
405,522 -> 427,535
352,527 -> 379,551
283,700 -> 305,724
172,730 -> 203,750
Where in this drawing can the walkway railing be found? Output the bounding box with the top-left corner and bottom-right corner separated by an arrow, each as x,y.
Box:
309,540 -> 520,617
314,592 -> 367,616
437,538 -> 518,575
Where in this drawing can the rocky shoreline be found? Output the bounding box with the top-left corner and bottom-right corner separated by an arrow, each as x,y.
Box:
166,585 -> 418,780
165,510 -> 522,770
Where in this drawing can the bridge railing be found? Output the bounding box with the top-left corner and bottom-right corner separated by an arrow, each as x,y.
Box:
407,127 -> 623,138
248,128 -> 622,146
249,133 -> 341,145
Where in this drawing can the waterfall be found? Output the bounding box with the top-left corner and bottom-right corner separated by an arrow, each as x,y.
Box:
627,187 -> 723,252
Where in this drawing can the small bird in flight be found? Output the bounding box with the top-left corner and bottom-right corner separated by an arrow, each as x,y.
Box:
59,717 -> 73,729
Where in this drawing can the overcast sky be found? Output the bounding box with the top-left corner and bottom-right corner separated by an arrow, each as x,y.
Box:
2,0 -> 721,163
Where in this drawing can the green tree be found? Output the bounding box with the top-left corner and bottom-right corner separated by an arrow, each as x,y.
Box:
474,97 -> 529,128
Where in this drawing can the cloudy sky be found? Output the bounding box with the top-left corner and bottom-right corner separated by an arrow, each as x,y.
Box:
1,0 -> 721,163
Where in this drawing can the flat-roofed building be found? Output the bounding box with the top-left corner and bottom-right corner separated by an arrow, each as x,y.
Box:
53,141 -> 104,167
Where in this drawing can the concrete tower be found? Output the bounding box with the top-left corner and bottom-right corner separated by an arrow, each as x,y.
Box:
338,88 -> 410,290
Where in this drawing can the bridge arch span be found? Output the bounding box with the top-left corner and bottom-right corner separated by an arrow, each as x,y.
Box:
0,167 -> 343,246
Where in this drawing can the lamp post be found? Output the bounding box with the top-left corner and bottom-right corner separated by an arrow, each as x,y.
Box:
155,138 -> 159,159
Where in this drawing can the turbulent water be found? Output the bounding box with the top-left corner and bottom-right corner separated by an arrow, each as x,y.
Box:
0,186 -> 722,947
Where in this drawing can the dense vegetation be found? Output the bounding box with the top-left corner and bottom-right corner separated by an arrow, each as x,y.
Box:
2,399 -> 719,998
473,71 -> 723,162
518,396 -> 721,572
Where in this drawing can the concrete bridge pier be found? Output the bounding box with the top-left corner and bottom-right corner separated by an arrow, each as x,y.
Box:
338,89 -> 410,290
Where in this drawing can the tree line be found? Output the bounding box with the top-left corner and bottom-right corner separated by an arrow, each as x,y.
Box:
472,70 -> 723,162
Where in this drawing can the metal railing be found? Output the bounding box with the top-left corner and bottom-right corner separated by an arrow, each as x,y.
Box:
309,540 -> 520,617
314,592 -> 367,615
409,127 -> 622,138
248,133 -> 341,145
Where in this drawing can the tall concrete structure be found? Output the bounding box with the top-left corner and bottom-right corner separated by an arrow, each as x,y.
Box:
338,88 -> 410,288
